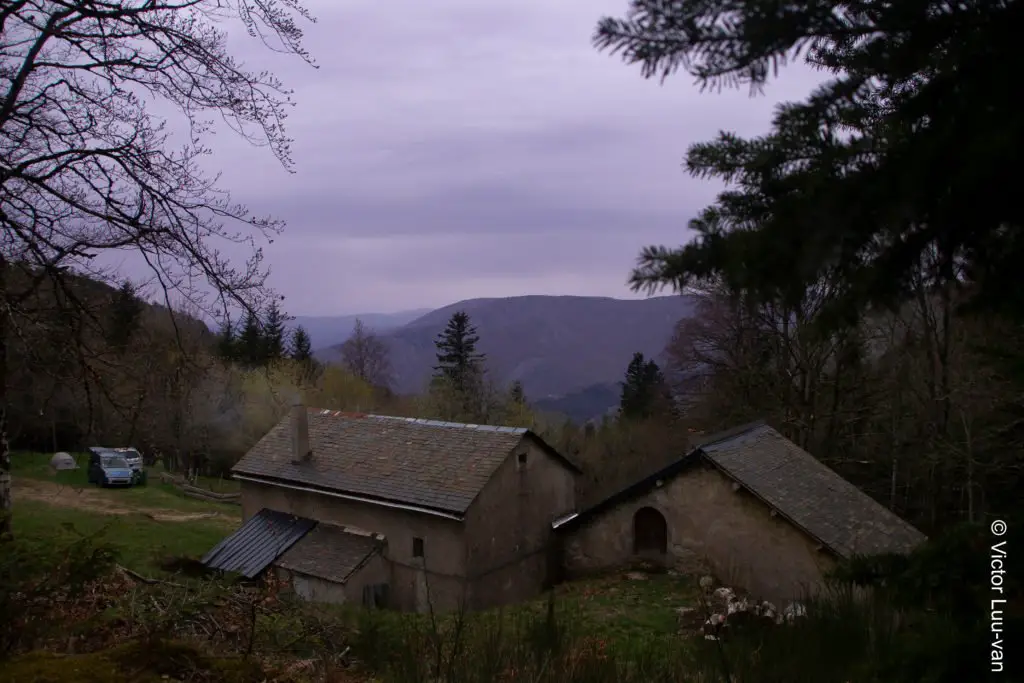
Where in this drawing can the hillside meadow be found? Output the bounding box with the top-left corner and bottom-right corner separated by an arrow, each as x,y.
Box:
3,456 -> 1012,683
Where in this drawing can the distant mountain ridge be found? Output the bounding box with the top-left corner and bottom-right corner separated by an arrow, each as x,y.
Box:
294,309 -> 430,349
316,295 -> 694,418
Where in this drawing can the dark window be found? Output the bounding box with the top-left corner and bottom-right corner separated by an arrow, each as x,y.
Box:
517,451 -> 527,465
633,507 -> 668,554
412,537 -> 424,558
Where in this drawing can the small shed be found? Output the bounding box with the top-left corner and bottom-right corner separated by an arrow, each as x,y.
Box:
50,451 -> 78,471
274,523 -> 389,606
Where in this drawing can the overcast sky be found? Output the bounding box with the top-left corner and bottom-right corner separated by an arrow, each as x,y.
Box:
149,0 -> 823,316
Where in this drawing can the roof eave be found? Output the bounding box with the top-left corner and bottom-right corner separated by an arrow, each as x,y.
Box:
554,449 -> 704,533
524,431 -> 584,474
232,471 -> 467,522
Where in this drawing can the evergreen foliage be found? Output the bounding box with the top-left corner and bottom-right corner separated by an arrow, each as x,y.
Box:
433,311 -> 486,395
509,380 -> 526,406
619,352 -> 673,420
597,0 -> 1023,322
215,319 -> 237,362
107,281 -> 144,352
289,326 -> 313,363
237,310 -> 263,369
261,301 -> 288,363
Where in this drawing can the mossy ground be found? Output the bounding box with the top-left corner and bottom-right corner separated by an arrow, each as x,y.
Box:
0,640 -> 267,683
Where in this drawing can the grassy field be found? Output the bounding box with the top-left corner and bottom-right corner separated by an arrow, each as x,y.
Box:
6,449 -> 708,679
10,499 -> 230,576
11,450 -> 241,515
9,450 -> 240,576
12,449 -> 242,491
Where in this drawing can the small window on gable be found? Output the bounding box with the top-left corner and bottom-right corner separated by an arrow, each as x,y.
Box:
517,451 -> 528,466
412,537 -> 424,558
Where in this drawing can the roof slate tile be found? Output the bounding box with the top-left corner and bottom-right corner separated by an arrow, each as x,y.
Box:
701,424 -> 926,558
275,523 -> 383,584
232,411 -> 530,514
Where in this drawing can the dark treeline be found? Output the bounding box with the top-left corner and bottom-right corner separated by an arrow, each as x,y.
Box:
214,302 -> 314,369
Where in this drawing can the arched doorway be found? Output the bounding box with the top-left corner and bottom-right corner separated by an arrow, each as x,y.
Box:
633,506 -> 668,555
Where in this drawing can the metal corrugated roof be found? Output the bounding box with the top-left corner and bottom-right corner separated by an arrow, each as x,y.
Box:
201,509 -> 316,578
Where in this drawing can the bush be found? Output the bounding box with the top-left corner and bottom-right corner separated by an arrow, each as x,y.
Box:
0,530 -> 119,655
687,522 -> 1024,683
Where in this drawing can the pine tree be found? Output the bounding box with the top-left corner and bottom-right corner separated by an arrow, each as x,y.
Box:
215,319 -> 237,362
620,352 -> 673,420
237,309 -> 263,368
509,380 -> 526,405
597,0 -> 1024,322
500,379 -> 533,428
262,301 -> 287,363
289,325 -> 312,362
433,311 -> 486,396
107,280 -> 144,351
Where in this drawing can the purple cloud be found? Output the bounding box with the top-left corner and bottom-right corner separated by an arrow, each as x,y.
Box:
114,1 -> 827,316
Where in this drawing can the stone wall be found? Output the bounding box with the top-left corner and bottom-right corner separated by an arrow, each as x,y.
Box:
463,436 -> 577,609
241,480 -> 468,612
562,462 -> 837,604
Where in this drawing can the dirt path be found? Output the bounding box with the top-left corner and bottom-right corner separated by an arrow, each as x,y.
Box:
13,476 -> 238,525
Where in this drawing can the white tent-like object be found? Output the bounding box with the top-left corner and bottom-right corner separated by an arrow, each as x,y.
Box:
50,451 -> 77,471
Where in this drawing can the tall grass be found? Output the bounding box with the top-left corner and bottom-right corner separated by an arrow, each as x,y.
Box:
348,591 -> 696,682
348,540 -> 1012,683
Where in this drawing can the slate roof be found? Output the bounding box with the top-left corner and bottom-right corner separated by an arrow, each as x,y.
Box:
232,410 -> 579,516
699,423 -> 926,558
557,422 -> 926,559
276,523 -> 384,584
201,509 -> 316,578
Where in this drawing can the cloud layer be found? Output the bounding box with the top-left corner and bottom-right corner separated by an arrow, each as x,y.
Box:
143,0 -> 825,315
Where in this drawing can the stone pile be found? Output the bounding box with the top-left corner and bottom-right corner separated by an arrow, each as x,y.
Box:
677,576 -> 807,640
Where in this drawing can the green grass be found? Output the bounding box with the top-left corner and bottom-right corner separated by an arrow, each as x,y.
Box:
11,451 -> 241,515
10,499 -> 229,576
343,569 -> 699,679
9,451 -> 239,576
554,572 -> 695,649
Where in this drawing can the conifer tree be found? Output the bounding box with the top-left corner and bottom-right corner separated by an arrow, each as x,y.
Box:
262,301 -> 288,363
108,280 -> 144,352
433,311 -> 486,396
509,380 -> 526,406
289,325 -> 313,363
619,352 -> 673,420
237,309 -> 263,368
597,0 -> 1023,321
215,319 -> 237,362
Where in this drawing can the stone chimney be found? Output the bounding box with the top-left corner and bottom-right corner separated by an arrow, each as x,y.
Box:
290,398 -> 312,464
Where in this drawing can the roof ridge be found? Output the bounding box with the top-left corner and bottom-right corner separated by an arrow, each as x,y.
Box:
693,420 -> 767,450
303,406 -> 530,433
365,413 -> 529,434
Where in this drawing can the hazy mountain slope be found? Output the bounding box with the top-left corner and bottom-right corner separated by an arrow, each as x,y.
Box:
297,309 -> 431,350
321,295 -> 693,402
533,382 -> 622,423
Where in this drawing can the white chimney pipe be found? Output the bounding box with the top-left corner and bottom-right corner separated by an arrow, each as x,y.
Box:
291,398 -> 311,464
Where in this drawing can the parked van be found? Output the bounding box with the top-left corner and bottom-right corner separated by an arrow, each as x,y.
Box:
87,446 -> 148,486
87,450 -> 134,487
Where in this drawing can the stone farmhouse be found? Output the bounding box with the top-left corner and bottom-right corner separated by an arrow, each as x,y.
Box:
202,404 -> 579,612
556,422 -> 927,603
202,407 -> 925,611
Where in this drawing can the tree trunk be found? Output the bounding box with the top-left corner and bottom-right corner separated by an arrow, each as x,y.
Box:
0,253 -> 11,540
